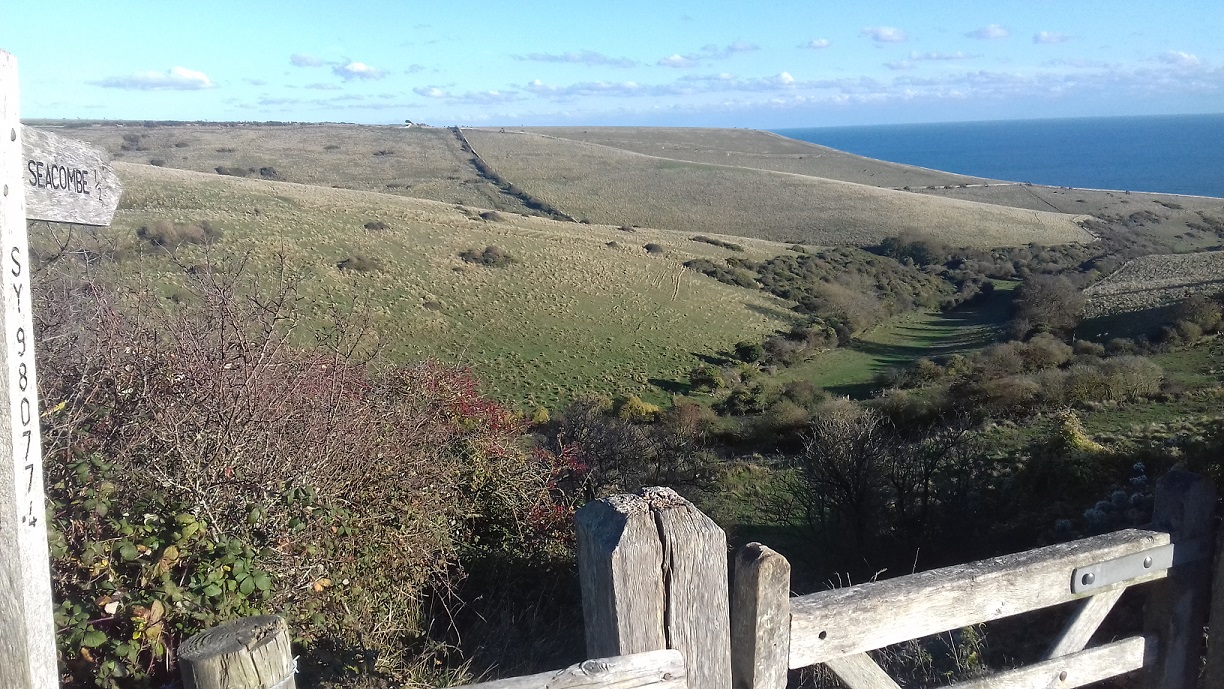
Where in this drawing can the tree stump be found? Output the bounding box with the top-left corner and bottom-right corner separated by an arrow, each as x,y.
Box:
180,615 -> 295,689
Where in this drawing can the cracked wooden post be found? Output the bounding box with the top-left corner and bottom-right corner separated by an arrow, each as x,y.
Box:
576,487 -> 732,689
1143,469 -> 1216,689
179,615 -> 296,689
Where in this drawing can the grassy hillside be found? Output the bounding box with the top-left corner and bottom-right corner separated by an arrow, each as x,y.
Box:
41,162 -> 798,408
47,123 -> 537,213
516,126 -> 995,188
915,185 -> 1224,251
1083,250 -> 1224,317
463,129 -> 1092,248
514,126 -> 1223,252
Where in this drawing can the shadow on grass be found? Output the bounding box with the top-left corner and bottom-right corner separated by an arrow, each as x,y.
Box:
692,351 -> 734,366
649,377 -> 692,396
1077,305 -> 1172,341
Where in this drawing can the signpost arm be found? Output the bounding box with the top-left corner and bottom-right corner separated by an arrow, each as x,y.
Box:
0,48 -> 58,689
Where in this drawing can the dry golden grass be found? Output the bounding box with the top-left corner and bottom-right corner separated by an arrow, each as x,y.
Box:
514,126 -> 993,188
464,129 -> 1091,248
1083,250 -> 1224,317
55,162 -> 796,408
56,123 -> 532,213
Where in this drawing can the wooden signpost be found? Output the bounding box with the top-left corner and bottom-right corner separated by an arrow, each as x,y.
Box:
1,48 -> 122,687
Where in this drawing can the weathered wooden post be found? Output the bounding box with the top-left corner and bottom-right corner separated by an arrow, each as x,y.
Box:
0,47 -> 121,687
1206,518 -> 1224,689
1143,469 -> 1216,689
179,615 -> 296,689
730,543 -> 791,689
576,487 -> 732,689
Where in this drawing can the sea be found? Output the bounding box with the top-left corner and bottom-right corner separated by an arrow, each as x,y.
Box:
774,113 -> 1224,199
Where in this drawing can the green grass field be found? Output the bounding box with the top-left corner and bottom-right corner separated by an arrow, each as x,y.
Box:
776,286 -> 1016,397
43,162 -> 799,409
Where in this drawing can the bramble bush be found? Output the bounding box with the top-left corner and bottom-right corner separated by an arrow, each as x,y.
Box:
35,254 -> 575,687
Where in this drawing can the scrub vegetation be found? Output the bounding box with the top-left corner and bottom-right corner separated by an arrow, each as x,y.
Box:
27,121 -> 1224,688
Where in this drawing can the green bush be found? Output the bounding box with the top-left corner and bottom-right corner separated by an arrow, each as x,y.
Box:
734,340 -> 765,363
689,365 -> 726,391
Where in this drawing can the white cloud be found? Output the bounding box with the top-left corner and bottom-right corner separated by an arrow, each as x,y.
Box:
333,61 -> 385,80
801,38 -> 831,50
911,51 -> 978,61
658,42 -> 759,68
659,54 -> 700,68
1033,31 -> 1073,44
96,66 -> 214,91
777,72 -> 795,85
861,26 -> 908,43
966,24 -> 1009,40
291,53 -> 324,67
413,86 -> 521,104
515,50 -> 637,68
306,83 -> 343,91
885,61 -> 915,71
1158,50 -> 1201,68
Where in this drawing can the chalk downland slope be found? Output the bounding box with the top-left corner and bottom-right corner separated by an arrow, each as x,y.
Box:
53,124 -> 538,214
46,162 -> 796,407
464,129 -> 1092,248
517,126 -> 996,188
1083,250 -> 1224,317
517,126 -> 1224,252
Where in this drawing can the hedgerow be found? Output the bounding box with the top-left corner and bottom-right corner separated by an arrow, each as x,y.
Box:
36,257 -> 576,687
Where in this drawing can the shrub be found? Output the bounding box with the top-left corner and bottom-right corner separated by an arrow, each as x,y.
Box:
1011,275 -> 1084,338
689,365 -> 726,391
1065,364 -> 1112,404
480,210 -> 508,222
363,220 -> 390,231
617,395 -> 661,422
1100,356 -> 1163,401
644,243 -> 665,255
36,259 -> 572,687
215,166 -> 252,177
136,220 -> 223,250
734,340 -> 765,363
148,158 -> 166,167
119,133 -> 145,151
716,385 -> 767,416
690,235 -> 745,252
335,254 -> 383,272
459,245 -> 515,267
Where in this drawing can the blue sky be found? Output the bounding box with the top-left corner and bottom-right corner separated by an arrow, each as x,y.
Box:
3,0 -> 1221,127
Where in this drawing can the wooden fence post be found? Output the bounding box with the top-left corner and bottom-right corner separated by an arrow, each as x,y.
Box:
179,615 -> 296,689
1143,469 -> 1216,689
1204,483 -> 1224,689
730,543 -> 791,689
576,487 -> 732,689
